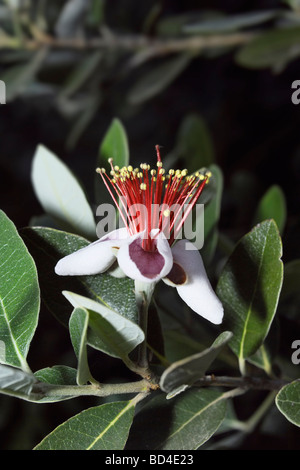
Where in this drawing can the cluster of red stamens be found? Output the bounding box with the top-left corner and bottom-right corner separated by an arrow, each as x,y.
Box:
96,145 -> 211,251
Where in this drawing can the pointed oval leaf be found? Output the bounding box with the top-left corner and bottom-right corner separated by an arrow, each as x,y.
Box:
276,380 -> 300,427
160,331 -> 232,396
217,220 -> 283,361
34,400 -> 135,450
126,388 -> 227,450
253,185 -> 287,234
69,307 -> 95,385
0,210 -> 40,371
63,291 -> 144,359
31,145 -> 96,240
96,118 -> 130,204
235,26 -> 300,70
98,118 -> 129,169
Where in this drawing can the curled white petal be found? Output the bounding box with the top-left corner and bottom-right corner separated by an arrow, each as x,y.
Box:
55,228 -> 129,276
166,239 -> 224,324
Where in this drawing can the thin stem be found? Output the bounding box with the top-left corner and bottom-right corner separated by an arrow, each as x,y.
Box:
35,379 -> 150,399
9,29 -> 256,57
194,374 -> 288,391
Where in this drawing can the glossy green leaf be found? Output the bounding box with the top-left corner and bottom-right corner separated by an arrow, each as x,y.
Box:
235,26 -> 300,71
34,365 -> 77,386
99,118 -> 129,169
63,291 -> 144,360
217,220 -> 283,364
276,380 -> 300,427
31,145 -> 96,240
253,185 -> 287,234
184,10 -> 279,34
127,53 -> 192,105
69,307 -> 95,385
20,227 -> 138,326
34,400 -> 135,450
175,113 -> 215,171
126,388 -> 227,450
96,118 -> 129,204
160,331 -> 232,397
34,365 -> 78,403
0,210 -> 40,372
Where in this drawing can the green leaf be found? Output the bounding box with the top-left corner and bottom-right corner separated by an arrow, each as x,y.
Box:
34,400 -> 136,450
31,145 -> 96,240
34,365 -> 78,403
235,26 -> 300,71
34,365 -> 77,386
184,10 -> 279,34
175,113 -> 215,171
253,185 -> 287,234
216,220 -> 283,366
160,331 -> 232,397
276,380 -> 300,427
69,307 -> 95,385
99,118 -> 129,169
20,227 -> 137,326
127,53 -> 192,105
96,118 -> 129,204
0,210 -> 40,372
63,291 -> 144,360
126,388 -> 227,450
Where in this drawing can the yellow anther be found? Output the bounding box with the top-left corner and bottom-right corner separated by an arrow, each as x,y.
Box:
140,183 -> 147,190
163,209 -> 170,217
169,169 -> 175,175
181,169 -> 188,177
159,168 -> 165,175
150,169 -> 156,176
157,161 -> 163,168
96,167 -> 105,174
128,165 -> 133,172
114,165 -> 120,171
108,158 -> 113,164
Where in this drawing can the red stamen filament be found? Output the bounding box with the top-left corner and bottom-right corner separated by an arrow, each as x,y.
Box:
96,147 -> 211,251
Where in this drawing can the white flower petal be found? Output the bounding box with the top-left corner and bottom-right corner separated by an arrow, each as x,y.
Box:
117,231 -> 173,283
166,239 -> 224,324
55,228 -> 128,276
